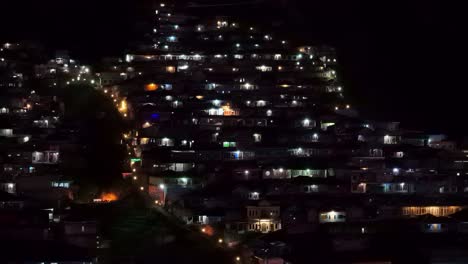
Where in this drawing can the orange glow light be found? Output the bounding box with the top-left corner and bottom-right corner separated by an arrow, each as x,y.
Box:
100,192 -> 118,202
222,103 -> 236,116
200,225 -> 214,236
145,83 -> 159,91
166,66 -> 176,73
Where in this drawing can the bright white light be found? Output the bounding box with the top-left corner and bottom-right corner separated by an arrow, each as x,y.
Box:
23,136 -> 30,143
159,184 -> 165,189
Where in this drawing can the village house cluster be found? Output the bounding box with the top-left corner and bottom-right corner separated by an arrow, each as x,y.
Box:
1,2 -> 468,263
0,43 -> 98,262
94,3 -> 468,261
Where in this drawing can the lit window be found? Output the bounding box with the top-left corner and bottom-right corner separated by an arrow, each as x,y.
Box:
166,66 -> 176,73
223,142 -> 236,148
253,134 -> 262,142
145,83 -> 158,91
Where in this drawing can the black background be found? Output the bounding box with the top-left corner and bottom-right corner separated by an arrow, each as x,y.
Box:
1,0 -> 467,137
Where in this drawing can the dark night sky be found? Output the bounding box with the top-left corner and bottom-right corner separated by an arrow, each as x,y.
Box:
1,0 -> 467,137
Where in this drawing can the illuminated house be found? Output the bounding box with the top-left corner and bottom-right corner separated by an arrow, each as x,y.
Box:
246,201 -> 281,233
401,206 -> 463,217
319,210 -> 346,223
32,151 -> 59,164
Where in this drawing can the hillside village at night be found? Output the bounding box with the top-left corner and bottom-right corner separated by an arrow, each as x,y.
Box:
1,2 -> 468,263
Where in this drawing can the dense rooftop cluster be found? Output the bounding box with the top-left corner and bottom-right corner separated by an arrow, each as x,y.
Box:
1,2 -> 468,263
96,1 -> 468,248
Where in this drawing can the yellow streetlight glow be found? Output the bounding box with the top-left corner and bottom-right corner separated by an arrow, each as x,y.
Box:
119,99 -> 127,113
